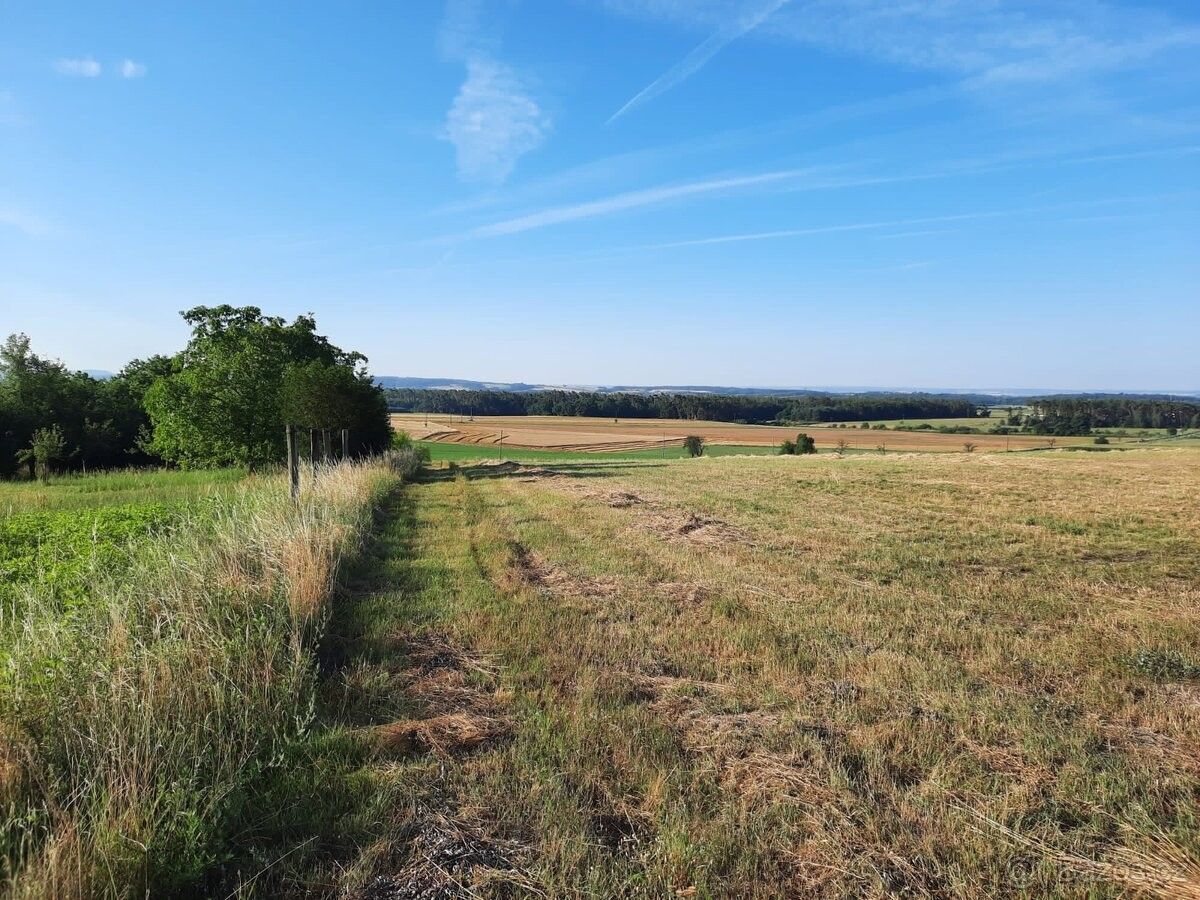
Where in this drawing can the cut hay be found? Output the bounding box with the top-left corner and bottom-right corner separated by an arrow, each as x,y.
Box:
359,809 -> 536,900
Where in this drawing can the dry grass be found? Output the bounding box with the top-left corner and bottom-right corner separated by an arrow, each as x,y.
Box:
0,459 -> 397,897
355,448 -> 1200,897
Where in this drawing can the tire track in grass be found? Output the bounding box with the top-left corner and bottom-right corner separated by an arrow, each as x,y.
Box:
269,485 -> 539,898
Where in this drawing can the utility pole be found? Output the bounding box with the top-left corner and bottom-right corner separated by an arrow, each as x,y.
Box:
499,430 -> 504,461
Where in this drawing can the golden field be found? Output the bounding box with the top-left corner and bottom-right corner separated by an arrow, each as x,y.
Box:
311,446 -> 1200,897
391,412 -> 1096,453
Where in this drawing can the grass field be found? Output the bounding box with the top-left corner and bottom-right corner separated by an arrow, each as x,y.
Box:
0,461 -> 400,896
0,467 -> 245,514
257,446 -> 1200,898
4,449 -> 1199,897
417,440 -> 780,463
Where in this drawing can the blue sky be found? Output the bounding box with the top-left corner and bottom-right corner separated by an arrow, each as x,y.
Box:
1,0 -> 1198,390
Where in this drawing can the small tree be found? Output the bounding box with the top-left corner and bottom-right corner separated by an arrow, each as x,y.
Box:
963,442 -> 977,453
876,443 -> 887,454
1094,435 -> 1110,445
683,435 -> 705,457
835,438 -> 848,458
778,439 -> 796,455
17,424 -> 67,482
796,433 -> 817,454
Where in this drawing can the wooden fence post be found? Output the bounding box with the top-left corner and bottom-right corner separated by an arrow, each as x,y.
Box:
309,428 -> 318,474
341,428 -> 349,459
285,424 -> 300,501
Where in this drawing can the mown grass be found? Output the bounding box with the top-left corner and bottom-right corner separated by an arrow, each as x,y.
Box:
0,460 -> 399,897
300,448 -> 1200,898
7,449 -> 1199,897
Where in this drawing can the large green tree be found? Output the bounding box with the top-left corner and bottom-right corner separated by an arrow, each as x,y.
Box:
0,334 -> 94,476
144,306 -> 390,468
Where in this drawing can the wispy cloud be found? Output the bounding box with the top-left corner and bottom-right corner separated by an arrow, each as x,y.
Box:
0,207 -> 50,236
444,58 -> 551,184
438,83 -> 957,217
456,142 -> 1197,242
602,1 -> 1200,86
54,57 -> 101,77
467,167 -> 821,238
608,0 -> 791,123
439,0 -> 551,185
120,59 -> 147,78
621,194 -> 1177,253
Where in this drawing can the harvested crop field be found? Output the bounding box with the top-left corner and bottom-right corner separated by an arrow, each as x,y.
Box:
391,412 -> 1095,453
311,447 -> 1200,898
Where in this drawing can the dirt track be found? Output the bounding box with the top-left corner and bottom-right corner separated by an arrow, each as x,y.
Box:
391,413 -> 1087,453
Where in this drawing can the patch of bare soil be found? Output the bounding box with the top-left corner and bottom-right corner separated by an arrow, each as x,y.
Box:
360,808 -> 536,900
369,632 -> 511,758
507,542 -> 617,599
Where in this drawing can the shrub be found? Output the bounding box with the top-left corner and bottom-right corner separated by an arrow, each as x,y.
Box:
778,440 -> 796,455
15,424 -> 68,483
683,435 -> 705,457
796,433 -> 817,454
390,446 -> 427,479
1094,435 -> 1110,445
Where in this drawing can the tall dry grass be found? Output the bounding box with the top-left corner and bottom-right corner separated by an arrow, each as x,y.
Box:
0,459 -> 397,898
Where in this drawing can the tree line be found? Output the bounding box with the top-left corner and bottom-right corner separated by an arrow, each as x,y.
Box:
0,306 -> 391,479
1027,397 -> 1200,432
384,388 -> 978,424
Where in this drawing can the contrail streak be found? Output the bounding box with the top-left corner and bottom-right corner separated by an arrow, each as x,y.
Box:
608,0 -> 792,124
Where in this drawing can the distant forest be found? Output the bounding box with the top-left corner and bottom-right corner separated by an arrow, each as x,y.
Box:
385,388 -> 978,423
1028,397 -> 1200,433
386,388 -> 1200,432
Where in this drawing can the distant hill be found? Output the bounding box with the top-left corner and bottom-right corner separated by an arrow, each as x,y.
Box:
374,377 -> 1200,404
374,376 -> 550,392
